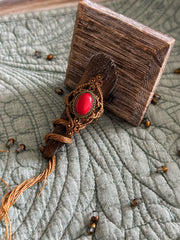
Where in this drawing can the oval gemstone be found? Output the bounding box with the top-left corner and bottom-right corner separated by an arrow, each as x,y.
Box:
75,92 -> 93,115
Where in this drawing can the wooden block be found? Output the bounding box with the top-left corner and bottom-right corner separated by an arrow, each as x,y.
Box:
65,0 -> 175,126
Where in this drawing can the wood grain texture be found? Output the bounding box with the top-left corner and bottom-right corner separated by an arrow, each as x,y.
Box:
65,0 -> 175,126
43,53 -> 118,159
0,0 -> 105,16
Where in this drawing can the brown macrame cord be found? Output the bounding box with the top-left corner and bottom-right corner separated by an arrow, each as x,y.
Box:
0,118 -> 74,240
0,156 -> 56,240
0,74 -> 103,240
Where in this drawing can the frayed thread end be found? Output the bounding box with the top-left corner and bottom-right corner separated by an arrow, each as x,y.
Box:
0,156 -> 56,240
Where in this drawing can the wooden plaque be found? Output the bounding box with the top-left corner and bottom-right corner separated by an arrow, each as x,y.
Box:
65,0 -> 175,126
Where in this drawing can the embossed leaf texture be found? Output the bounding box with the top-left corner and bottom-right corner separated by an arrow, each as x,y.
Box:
0,0 -> 179,239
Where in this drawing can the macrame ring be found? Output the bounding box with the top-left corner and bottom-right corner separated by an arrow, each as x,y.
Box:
45,74 -> 104,143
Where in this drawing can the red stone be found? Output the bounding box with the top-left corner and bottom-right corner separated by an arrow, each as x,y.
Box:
75,92 -> 93,115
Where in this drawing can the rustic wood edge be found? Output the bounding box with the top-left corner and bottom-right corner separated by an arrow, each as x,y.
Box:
140,40 -> 175,126
80,0 -> 175,44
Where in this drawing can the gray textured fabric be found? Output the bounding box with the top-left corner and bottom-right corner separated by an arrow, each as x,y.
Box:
0,0 -> 180,239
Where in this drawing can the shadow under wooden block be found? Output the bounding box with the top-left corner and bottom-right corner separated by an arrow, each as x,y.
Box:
65,0 -> 175,126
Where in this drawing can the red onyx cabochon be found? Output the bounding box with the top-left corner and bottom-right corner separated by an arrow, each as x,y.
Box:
75,92 -> 93,115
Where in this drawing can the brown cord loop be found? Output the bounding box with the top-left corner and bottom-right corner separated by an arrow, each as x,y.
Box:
44,119 -> 72,146
53,119 -> 69,127
0,155 -> 56,240
45,133 -> 73,144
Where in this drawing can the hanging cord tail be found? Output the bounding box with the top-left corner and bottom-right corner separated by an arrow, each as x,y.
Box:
0,155 -> 56,240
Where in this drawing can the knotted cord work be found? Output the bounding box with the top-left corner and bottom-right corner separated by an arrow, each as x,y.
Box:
45,74 -> 104,144
0,75 -> 104,240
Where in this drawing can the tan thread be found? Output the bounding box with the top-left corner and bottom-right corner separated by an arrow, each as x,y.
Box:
0,156 -> 56,240
0,178 -> 11,191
